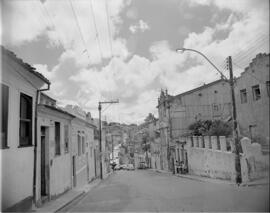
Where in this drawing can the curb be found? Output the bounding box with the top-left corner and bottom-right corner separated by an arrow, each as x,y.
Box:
176,174 -> 236,186
54,173 -> 113,212
55,191 -> 85,213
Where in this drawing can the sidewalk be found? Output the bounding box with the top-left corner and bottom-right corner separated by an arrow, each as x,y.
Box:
32,172 -> 114,213
150,168 -> 269,187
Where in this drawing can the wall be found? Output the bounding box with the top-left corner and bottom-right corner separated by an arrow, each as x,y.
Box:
71,118 -> 95,188
1,52 -> 44,211
235,53 -> 269,147
186,136 -> 237,181
36,108 -> 73,203
170,80 -> 231,138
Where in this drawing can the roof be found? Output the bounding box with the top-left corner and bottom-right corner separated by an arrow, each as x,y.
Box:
41,92 -> 56,103
1,45 -> 51,85
39,104 -> 76,118
173,79 -> 226,99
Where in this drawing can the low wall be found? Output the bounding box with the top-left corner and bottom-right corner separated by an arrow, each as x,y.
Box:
187,136 -> 236,181
186,136 -> 269,183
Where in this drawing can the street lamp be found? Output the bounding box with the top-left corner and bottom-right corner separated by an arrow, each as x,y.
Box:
176,47 -> 242,184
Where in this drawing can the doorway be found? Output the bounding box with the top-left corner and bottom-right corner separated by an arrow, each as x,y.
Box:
40,126 -> 49,200
72,156 -> 76,187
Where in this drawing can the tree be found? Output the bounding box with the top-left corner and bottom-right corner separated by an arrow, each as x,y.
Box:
188,119 -> 232,137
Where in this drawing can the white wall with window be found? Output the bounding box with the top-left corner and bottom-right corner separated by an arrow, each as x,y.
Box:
0,47 -> 49,211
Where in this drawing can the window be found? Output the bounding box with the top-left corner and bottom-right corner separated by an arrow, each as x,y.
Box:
82,136 -> 85,154
64,125 -> 69,153
252,85 -> 261,101
217,137 -> 221,150
55,122 -> 61,155
1,84 -> 9,148
19,93 -> 33,147
78,131 -> 81,156
266,81 -> 270,97
240,89 -> 247,103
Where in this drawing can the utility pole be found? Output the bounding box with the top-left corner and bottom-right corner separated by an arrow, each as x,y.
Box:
228,56 -> 242,184
98,99 -> 119,179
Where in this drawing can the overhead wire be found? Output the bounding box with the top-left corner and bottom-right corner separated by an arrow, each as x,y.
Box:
37,0 -> 64,47
105,0 -> 113,58
232,61 -> 265,84
90,0 -> 104,61
232,32 -> 268,59
233,37 -> 268,63
68,0 -> 91,62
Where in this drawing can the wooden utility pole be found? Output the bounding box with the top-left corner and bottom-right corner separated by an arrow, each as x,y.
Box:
228,56 -> 242,184
98,99 -> 119,179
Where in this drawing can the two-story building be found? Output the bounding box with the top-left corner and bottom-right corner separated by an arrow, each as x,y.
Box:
235,53 -> 269,153
157,79 -> 232,171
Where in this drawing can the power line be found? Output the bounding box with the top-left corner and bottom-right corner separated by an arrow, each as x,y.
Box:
90,0 -> 103,61
232,61 -> 265,84
233,35 -> 269,64
232,32 -> 269,59
68,0 -> 91,61
38,0 -> 63,47
105,0 -> 113,58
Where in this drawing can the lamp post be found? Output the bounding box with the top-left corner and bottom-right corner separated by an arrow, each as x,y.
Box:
176,48 -> 242,184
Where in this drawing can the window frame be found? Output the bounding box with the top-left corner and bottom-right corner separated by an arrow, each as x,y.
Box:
78,131 -> 81,156
64,124 -> 69,153
266,81 -> 270,97
19,92 -> 33,147
240,89 -> 247,104
252,85 -> 261,101
1,83 -> 9,149
55,121 -> 61,155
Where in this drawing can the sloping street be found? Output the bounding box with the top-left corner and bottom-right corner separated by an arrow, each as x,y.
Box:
64,170 -> 269,212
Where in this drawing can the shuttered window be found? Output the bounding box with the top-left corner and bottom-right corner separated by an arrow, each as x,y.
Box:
1,84 -> 9,148
19,93 -> 32,147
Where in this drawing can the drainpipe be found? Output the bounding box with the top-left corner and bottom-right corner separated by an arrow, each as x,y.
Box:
33,83 -> 50,205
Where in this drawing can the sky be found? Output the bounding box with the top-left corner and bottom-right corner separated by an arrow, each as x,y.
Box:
1,0 -> 269,124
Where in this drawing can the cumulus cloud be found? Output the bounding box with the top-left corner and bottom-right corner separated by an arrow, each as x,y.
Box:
129,20 -> 150,34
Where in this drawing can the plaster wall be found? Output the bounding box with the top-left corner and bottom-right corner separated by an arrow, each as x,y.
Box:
1,55 -> 43,210
36,110 -> 73,202
235,53 -> 269,145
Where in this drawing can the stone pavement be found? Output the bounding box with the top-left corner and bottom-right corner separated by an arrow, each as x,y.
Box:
150,168 -> 269,187
32,178 -> 103,212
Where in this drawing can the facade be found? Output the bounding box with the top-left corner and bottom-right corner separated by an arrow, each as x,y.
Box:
36,94 -> 75,205
64,105 -> 96,188
157,79 -> 232,171
1,46 -> 50,211
235,53 -> 270,151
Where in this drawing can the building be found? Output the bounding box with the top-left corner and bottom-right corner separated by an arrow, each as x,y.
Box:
1,46 -> 50,211
36,93 -> 75,206
157,79 -> 232,171
235,53 -> 270,152
64,105 -> 96,187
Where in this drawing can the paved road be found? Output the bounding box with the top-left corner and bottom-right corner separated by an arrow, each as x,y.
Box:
66,170 -> 269,212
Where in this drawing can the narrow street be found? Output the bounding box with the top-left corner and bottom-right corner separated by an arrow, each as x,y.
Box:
64,170 -> 269,212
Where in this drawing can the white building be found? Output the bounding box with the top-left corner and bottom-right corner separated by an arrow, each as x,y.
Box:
0,46 -> 50,211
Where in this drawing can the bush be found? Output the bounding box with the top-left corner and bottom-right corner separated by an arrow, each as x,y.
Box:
188,119 -> 232,137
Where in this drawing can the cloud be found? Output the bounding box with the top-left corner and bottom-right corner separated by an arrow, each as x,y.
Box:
2,0 -> 131,65
129,20 -> 150,34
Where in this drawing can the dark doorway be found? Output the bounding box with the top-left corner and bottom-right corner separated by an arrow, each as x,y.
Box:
72,156 -> 76,187
40,126 -> 48,197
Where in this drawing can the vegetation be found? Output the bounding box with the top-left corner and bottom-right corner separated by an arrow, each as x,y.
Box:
188,119 -> 232,137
